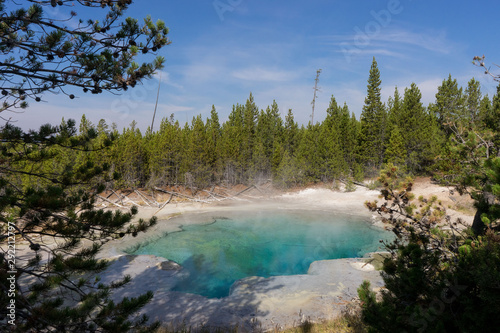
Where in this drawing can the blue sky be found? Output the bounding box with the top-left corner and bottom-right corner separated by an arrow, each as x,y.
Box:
11,0 -> 500,131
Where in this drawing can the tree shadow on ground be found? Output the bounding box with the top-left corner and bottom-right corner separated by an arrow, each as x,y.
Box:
98,254 -> 284,332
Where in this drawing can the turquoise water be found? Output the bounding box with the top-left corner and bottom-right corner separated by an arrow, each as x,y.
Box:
131,210 -> 390,298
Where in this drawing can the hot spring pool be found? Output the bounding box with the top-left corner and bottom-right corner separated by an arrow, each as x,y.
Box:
129,209 -> 390,298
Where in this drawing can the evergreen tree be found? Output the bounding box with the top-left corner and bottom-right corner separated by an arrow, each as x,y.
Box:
271,141 -> 284,177
478,95 -> 492,130
283,108 -> 299,157
219,104 -> 245,185
257,101 -> 284,159
275,149 -> 300,188
87,119 -> 114,177
385,126 -> 407,167
488,85 -> 500,130
359,162 -> 500,333
319,95 -> 346,180
79,114 -> 94,135
359,57 -> 386,174
254,109 -> 272,178
489,85 -> 500,156
465,78 -> 482,123
0,120 -> 158,331
241,93 -> 259,180
268,100 -> 285,176
113,121 -> 145,188
146,116 -> 183,186
296,123 -> 322,183
206,105 -> 222,182
339,104 -> 359,175
399,83 -> 438,172
97,119 -> 110,136
270,100 -> 285,144
435,74 -> 465,126
186,115 -> 210,189
386,86 -> 403,138
253,101 -> 284,180
0,1 -> 168,112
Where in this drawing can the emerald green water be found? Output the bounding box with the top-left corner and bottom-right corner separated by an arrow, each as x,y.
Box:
131,210 -> 389,298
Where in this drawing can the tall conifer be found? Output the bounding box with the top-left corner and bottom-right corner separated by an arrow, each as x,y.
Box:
465,78 -> 482,122
339,103 -> 357,171
386,86 -> 402,136
206,105 -> 222,181
385,126 -> 407,167
284,109 -> 299,156
319,95 -> 345,180
296,123 -> 322,182
359,57 -> 386,173
435,74 -> 464,125
242,93 -> 259,180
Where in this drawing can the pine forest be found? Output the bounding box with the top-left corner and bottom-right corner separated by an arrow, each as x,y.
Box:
24,58 -> 497,194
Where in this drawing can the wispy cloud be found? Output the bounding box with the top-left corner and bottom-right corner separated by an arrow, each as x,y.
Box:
182,63 -> 222,84
160,103 -> 194,114
232,67 -> 297,82
374,29 -> 454,54
154,71 -> 184,89
322,27 -> 457,58
335,47 -> 405,58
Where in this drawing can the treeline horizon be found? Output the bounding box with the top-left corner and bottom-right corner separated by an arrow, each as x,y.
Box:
30,58 -> 499,191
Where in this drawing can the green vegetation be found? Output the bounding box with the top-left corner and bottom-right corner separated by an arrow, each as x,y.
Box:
359,165 -> 500,332
0,1 -> 168,331
1,1 -> 500,331
3,51 -> 500,330
19,56 -> 493,194
359,57 -> 386,174
358,70 -> 500,331
34,70 -> 495,195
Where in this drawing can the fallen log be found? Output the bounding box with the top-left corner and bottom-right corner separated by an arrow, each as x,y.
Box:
154,187 -> 210,204
121,193 -> 142,207
233,185 -> 253,197
253,184 -> 265,195
338,178 -> 369,188
353,180 -> 369,188
110,189 -> 124,205
202,190 -> 222,202
134,189 -> 158,207
97,195 -> 125,208
153,193 -> 174,216
203,188 -> 234,199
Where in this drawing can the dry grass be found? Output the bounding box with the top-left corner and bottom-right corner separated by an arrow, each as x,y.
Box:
154,302 -> 367,333
279,303 -> 366,333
